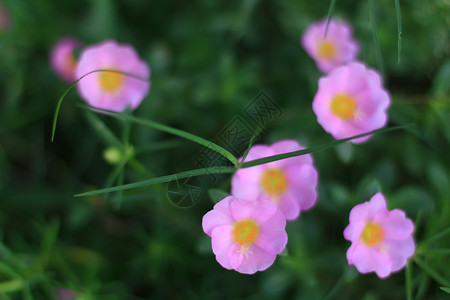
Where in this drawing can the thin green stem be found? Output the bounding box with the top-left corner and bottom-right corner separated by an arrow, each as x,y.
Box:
394,0 -> 402,63
406,262 -> 413,300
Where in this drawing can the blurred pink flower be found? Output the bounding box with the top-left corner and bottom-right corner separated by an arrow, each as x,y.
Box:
231,140 -> 318,221
202,196 -> 287,274
50,37 -> 81,82
312,62 -> 390,144
55,288 -> 77,300
301,18 -> 359,73
0,3 -> 12,31
76,40 -> 150,112
343,192 -> 415,278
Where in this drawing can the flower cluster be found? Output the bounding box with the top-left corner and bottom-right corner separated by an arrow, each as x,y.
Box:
50,38 -> 150,112
203,140 -> 319,274
302,18 -> 390,144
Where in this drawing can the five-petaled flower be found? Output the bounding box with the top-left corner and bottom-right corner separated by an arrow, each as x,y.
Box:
202,196 -> 288,274
301,18 -> 359,73
312,62 -> 390,143
231,140 -> 318,221
344,192 -> 415,278
76,40 -> 150,112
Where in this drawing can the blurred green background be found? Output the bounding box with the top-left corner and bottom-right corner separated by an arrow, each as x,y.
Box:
0,0 -> 449,299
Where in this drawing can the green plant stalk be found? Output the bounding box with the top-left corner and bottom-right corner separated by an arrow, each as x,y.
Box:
394,0 -> 402,63
324,0 -> 337,38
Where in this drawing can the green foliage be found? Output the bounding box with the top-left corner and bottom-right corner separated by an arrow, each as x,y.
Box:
0,0 -> 449,299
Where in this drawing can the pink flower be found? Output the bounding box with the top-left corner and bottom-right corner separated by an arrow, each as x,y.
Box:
301,18 -> 359,73
50,37 -> 81,83
343,193 -> 415,278
312,62 -> 390,144
76,40 -> 150,112
202,196 -> 287,274
231,140 -> 318,221
0,3 -> 12,31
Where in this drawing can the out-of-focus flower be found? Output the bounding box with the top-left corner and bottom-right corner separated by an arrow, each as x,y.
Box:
76,40 -> 150,112
312,62 -> 390,144
202,196 -> 287,274
55,288 -> 77,300
343,192 -> 415,278
0,3 -> 12,31
231,140 -> 318,221
50,37 -> 81,82
301,18 -> 359,73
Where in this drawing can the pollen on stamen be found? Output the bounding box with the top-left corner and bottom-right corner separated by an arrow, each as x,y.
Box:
260,169 -> 288,196
232,219 -> 260,247
361,222 -> 384,246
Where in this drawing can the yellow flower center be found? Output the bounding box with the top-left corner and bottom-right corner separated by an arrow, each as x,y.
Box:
260,168 -> 288,196
99,71 -> 124,93
361,222 -> 384,246
232,219 -> 259,246
330,93 -> 357,120
318,40 -> 336,60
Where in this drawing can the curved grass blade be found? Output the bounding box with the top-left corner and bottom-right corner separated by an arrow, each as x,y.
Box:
368,0 -> 385,78
240,125 -> 411,168
394,0 -> 402,63
324,0 -> 337,38
51,69 -> 147,142
75,166 -> 236,197
78,104 -> 239,165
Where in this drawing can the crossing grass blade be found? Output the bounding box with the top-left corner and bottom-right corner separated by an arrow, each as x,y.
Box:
75,166 -> 236,197
77,104 -> 239,165
75,124 -> 410,197
239,125 -> 411,168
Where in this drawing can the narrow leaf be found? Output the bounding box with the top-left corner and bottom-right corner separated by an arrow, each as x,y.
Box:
415,258 -> 450,287
440,287 -> 450,294
84,112 -> 122,148
368,0 -> 385,78
78,104 -> 239,165
75,166 -> 236,197
0,279 -> 24,293
240,125 -> 410,168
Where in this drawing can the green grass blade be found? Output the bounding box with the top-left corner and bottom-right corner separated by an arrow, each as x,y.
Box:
414,258 -> 450,287
394,0 -> 402,63
440,287 -> 450,294
324,0 -> 337,38
406,262 -> 413,300
78,104 -> 239,165
368,0 -> 385,78
51,69 -> 148,142
84,111 -> 122,148
240,125 -> 410,168
75,166 -> 236,197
